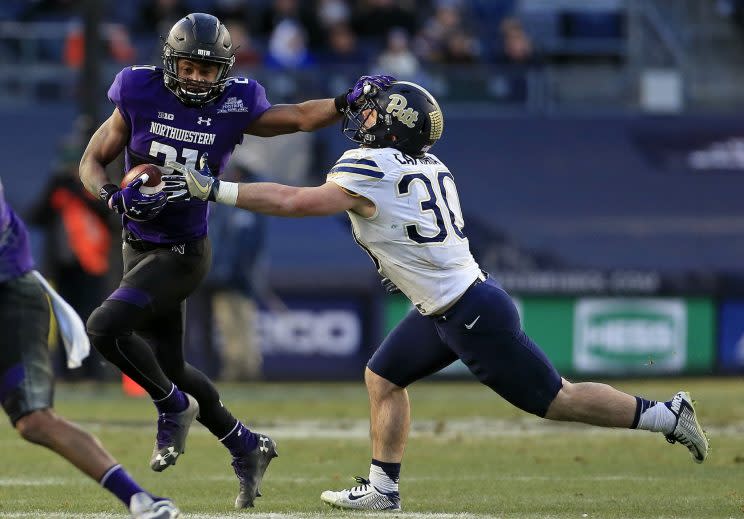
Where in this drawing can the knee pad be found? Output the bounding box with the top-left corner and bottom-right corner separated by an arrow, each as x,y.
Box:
86,300 -> 137,338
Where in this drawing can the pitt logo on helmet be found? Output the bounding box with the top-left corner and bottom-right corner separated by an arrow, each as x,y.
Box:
386,94 -> 419,128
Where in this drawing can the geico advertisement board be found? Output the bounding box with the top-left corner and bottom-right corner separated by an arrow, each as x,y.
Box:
258,296 -> 374,380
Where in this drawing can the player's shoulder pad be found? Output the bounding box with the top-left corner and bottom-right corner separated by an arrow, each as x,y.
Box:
121,65 -> 162,82
110,65 -> 161,103
222,76 -> 259,96
215,76 -> 268,113
328,148 -> 385,180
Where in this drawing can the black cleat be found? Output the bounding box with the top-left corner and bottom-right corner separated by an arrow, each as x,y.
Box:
149,394 -> 199,472
231,434 -> 278,508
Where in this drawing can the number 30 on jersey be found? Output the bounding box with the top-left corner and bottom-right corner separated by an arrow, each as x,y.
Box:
397,171 -> 466,244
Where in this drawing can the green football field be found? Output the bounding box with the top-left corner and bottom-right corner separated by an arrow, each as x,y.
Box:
0,378 -> 742,518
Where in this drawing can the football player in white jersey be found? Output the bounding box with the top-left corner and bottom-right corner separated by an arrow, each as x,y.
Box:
173,81 -> 709,511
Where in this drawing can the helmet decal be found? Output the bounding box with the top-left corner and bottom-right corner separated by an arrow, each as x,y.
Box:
429,109 -> 444,141
386,94 -> 419,128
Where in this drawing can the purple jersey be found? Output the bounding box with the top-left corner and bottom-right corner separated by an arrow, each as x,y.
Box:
108,66 -> 271,243
0,178 -> 34,283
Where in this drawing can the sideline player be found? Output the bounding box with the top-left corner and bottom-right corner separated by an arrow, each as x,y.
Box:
0,177 -> 179,519
79,12 -> 394,508
175,80 -> 710,511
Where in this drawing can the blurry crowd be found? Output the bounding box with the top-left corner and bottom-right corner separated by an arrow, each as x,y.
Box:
717,0 -> 744,31
4,0 -> 540,76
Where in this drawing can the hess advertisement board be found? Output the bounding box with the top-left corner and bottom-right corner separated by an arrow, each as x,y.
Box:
384,295 -> 715,377
573,299 -> 687,374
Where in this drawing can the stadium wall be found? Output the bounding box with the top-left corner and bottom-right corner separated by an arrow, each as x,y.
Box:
2,109 -> 742,379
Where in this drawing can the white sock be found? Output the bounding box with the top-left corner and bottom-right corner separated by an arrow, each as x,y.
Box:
637,402 -> 676,434
369,464 -> 398,494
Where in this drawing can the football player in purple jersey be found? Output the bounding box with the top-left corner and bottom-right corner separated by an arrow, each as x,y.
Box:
79,12 -> 393,509
0,178 -> 178,519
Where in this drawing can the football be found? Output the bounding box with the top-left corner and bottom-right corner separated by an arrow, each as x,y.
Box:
121,163 -> 165,195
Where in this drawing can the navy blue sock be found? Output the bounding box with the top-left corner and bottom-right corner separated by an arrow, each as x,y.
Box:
220,420 -> 258,457
153,384 -> 188,414
371,458 -> 400,492
99,464 -> 145,507
631,396 -> 657,429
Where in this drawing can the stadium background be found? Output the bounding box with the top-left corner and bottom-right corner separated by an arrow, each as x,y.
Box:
1,0 -> 743,382
1,1 -> 744,518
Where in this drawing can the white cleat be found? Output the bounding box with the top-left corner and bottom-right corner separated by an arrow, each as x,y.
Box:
321,476 -> 401,511
665,391 -> 709,464
130,492 -> 180,519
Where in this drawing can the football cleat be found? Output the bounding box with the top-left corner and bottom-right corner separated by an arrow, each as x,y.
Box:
150,394 -> 199,472
232,434 -> 278,508
665,391 -> 709,464
129,492 -> 180,519
321,476 -> 401,511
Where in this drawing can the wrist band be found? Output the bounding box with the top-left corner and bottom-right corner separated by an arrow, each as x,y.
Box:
214,180 -> 239,206
99,183 -> 119,203
334,90 -> 350,113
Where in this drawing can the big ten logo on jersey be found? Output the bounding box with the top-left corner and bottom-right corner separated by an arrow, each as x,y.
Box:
386,94 -> 418,128
257,309 -> 361,355
158,112 -> 174,121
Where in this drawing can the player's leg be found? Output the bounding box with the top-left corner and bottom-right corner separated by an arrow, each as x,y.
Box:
87,241 -> 212,471
438,278 -> 708,463
87,243 -> 198,403
321,308 -> 456,511
14,411 -> 179,518
545,382 -> 708,462
365,367 -> 409,463
87,298 -> 178,399
0,273 -> 178,518
545,379 -> 634,425
145,303 -> 276,508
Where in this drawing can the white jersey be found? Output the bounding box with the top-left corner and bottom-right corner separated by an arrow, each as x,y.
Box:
327,147 -> 482,315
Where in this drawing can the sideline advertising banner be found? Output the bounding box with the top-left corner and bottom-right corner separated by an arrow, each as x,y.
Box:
574,298 -> 689,375
259,295 -> 375,380
383,296 -> 715,377
718,300 -> 744,372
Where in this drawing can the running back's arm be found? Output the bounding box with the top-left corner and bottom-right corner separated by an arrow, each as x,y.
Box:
244,100 -> 341,136
79,108 -> 129,197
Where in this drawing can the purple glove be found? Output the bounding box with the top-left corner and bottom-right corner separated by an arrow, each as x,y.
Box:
109,177 -> 167,221
347,75 -> 397,107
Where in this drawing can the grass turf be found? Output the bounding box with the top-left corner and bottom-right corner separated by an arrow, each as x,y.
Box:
0,378 -> 742,518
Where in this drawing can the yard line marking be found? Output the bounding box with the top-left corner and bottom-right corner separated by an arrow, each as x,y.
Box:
201,474 -> 665,483
0,477 -> 71,486
0,513 -> 711,519
71,418 -> 744,439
